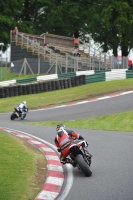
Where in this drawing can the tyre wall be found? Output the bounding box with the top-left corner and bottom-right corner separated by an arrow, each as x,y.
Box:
0,75 -> 86,98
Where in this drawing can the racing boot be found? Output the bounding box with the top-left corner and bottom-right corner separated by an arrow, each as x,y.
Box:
83,148 -> 93,159
83,147 -> 92,158
83,148 -> 92,166
86,152 -> 93,159
16,112 -> 19,117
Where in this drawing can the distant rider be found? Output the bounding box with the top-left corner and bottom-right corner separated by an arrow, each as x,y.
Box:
16,101 -> 28,116
54,124 -> 92,166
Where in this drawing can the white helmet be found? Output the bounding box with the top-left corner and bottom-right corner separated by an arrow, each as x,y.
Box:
23,101 -> 26,105
56,124 -> 65,133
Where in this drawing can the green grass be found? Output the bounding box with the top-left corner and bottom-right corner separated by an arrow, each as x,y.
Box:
0,67 -> 18,81
25,110 -> 133,132
1,78 -> 133,113
0,130 -> 46,200
0,67 -> 44,81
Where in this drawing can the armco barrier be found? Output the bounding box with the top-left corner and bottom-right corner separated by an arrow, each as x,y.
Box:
86,72 -> 105,84
58,72 -> 76,79
16,77 -> 37,84
126,70 -> 133,78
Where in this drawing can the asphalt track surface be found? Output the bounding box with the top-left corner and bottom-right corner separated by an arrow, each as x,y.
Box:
0,92 -> 133,200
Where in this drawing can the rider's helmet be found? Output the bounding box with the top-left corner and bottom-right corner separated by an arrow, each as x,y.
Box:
56,124 -> 65,133
22,101 -> 26,105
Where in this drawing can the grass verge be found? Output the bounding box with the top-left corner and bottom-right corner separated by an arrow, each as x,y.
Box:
0,67 -> 39,81
0,130 -> 47,200
23,109 -> 133,132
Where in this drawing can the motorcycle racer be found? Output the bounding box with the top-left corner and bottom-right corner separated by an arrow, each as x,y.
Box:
54,124 -> 92,166
16,101 -> 28,116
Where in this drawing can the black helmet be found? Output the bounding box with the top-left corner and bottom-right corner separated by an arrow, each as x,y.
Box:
56,124 -> 65,133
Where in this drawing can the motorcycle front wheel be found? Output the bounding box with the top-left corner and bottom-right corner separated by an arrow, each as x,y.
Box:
75,154 -> 92,177
21,114 -> 26,120
10,113 -> 16,120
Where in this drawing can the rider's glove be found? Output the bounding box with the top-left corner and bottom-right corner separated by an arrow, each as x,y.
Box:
85,141 -> 89,147
79,135 -> 84,140
57,148 -> 61,152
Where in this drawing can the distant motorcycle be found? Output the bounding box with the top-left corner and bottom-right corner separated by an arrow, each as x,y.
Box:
10,108 -> 28,120
69,140 -> 92,177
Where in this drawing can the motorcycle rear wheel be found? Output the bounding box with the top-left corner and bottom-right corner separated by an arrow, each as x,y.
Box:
75,154 -> 92,177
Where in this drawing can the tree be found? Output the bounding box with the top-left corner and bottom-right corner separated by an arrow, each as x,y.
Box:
17,0 -> 43,34
86,0 -> 133,57
0,0 -> 24,50
32,0 -> 89,37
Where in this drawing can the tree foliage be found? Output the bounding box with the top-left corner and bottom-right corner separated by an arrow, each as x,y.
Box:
1,0 -> 133,56
32,0 -> 88,37
87,0 -> 133,56
0,0 -> 24,50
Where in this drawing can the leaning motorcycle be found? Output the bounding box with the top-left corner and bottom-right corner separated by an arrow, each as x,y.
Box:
69,141 -> 92,177
10,108 -> 28,120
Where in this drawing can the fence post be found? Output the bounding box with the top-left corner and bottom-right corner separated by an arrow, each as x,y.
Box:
38,57 -> 40,75
16,32 -> 18,45
110,56 -> 113,69
55,54 -> 58,74
44,34 -> 45,45
65,54 -> 68,73
89,56 -> 92,70
76,57 -> 79,71
21,33 -> 24,47
27,36 -> 28,50
0,43 -> 4,81
98,53 -> 101,70
104,53 -> 107,69
10,31 -> 13,42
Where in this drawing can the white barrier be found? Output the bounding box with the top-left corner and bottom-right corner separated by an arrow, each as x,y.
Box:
37,74 -> 58,81
106,70 -> 127,81
76,70 -> 95,76
0,69 -> 129,87
0,80 -> 16,87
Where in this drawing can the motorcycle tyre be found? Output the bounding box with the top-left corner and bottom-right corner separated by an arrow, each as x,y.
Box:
21,114 -> 26,120
75,154 -> 92,177
10,113 -> 16,120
